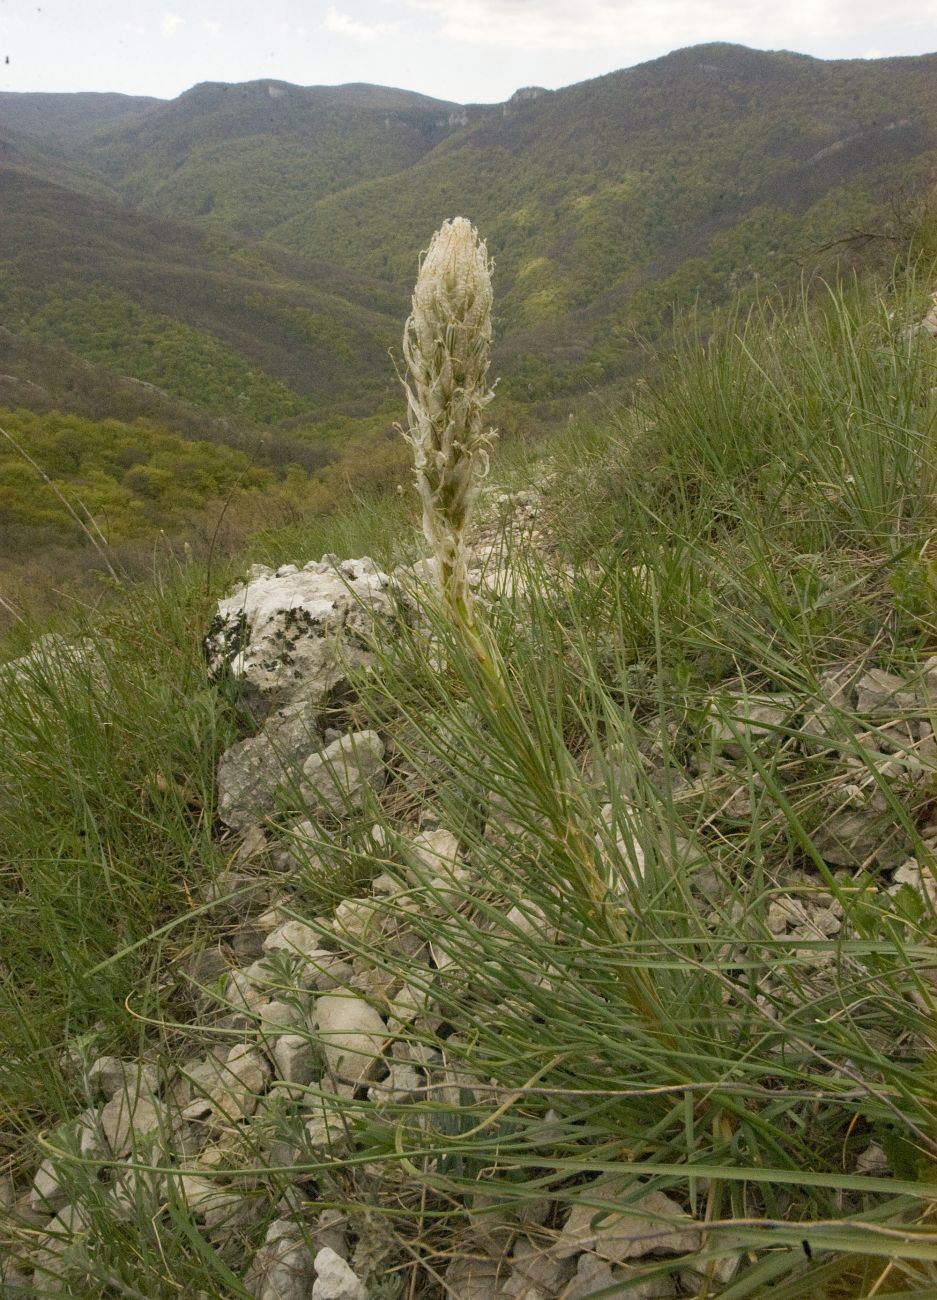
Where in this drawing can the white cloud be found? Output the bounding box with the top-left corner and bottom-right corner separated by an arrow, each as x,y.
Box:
406,0 -> 631,49
203,20 -> 222,40
160,12 -> 185,39
323,6 -> 398,43
404,0 -> 936,52
123,23 -> 146,38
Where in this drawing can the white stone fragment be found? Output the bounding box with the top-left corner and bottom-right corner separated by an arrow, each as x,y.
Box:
443,1256 -> 509,1299
301,731 -> 386,813
28,1159 -> 69,1215
407,827 -> 461,877
370,871 -> 406,897
890,858 -> 937,908
263,922 -> 351,989
314,992 -> 387,1084
556,1183 -> 701,1263
262,919 -> 328,958
272,1034 -> 317,1086
597,802 -> 647,895
200,1044 -> 271,1124
99,1091 -> 164,1157
311,1246 -> 367,1300
386,980 -> 433,1031
509,1234 -> 573,1294
855,669 -> 917,715
368,1061 -> 424,1102
502,899 -> 557,942
333,897 -> 386,942
257,999 -> 306,1034
303,1102 -> 348,1152
857,1141 -> 890,1175
708,691 -> 795,758
245,1217 -> 317,1300
224,967 -> 269,1014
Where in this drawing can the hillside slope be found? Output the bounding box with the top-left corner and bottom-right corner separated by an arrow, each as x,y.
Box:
267,44 -> 937,391
3,266 -> 937,1298
0,89 -> 159,140
0,164 -> 404,424
51,79 -> 473,236
4,44 -> 936,405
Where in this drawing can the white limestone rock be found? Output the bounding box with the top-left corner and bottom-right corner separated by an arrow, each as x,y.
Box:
707,691 -> 796,758
223,967 -> 269,1015
855,668 -> 918,716
890,857 -> 937,909
801,664 -> 860,747
262,922 -> 353,990
406,827 -> 461,877
28,1159 -> 69,1215
857,1141 -> 890,1175
85,1055 -> 158,1101
313,1208 -> 350,1259
272,1034 -> 318,1086
314,992 -> 387,1084
597,802 -> 647,898
29,1202 -> 91,1296
311,1246 -> 367,1300
99,1090 -> 164,1158
244,1217 -> 317,1300
443,1256 -> 510,1299
215,1043 -> 271,1116
257,999 -> 307,1035
273,818 -> 330,872
509,1234 -> 574,1295
263,919 -> 333,963
385,980 -> 434,1032
565,1253 -> 677,1299
216,698 -> 321,830
0,634 -> 105,690
175,1174 -> 248,1233
183,1043 -> 271,1127
300,730 -> 386,813
564,1255 -> 618,1300
501,899 -> 558,943
206,557 -> 393,705
332,896 -> 386,942
813,791 -> 909,870
555,1182 -> 700,1263
262,920 -> 332,961
368,1061 -> 424,1103
502,1277 -> 548,1299
303,1098 -> 349,1152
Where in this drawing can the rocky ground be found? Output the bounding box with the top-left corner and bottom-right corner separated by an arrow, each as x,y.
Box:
3,486 -> 936,1298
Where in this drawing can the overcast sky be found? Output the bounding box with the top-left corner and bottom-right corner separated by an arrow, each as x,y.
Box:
1,0 -> 936,103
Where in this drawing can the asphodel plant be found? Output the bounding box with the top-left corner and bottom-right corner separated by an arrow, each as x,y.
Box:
401,216 -> 496,665
399,221 -> 666,1029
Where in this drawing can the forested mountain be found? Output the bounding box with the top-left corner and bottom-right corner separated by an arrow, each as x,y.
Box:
0,166 -> 404,423
4,42 -> 936,409
58,80 -> 471,235
268,44 -> 937,392
0,90 -> 158,141
0,40 -> 935,603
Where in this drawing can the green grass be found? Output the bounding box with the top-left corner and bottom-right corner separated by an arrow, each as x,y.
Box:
0,566 -> 233,1117
2,263 -> 937,1295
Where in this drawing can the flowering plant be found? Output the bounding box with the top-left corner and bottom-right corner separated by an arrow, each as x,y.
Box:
401,216 -> 496,637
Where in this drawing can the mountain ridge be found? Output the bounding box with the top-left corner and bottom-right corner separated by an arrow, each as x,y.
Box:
1,42 -> 935,428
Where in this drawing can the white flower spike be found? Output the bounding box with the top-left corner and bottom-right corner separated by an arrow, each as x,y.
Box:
401,217 -> 496,631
